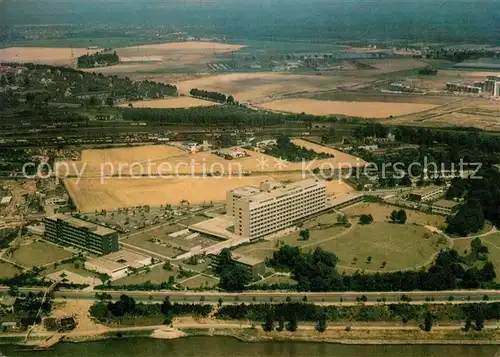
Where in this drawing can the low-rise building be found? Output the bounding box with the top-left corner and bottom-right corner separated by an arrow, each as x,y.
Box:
84,249 -> 152,280
215,148 -> 247,159
231,254 -> 266,280
408,187 -> 445,202
44,196 -> 67,206
431,199 -> 460,216
44,214 -> 119,255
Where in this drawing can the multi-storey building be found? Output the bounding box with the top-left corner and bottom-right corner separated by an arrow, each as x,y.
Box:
45,214 -> 119,255
228,179 -> 327,239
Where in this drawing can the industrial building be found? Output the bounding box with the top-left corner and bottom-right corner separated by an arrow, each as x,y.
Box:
228,179 -> 327,239
84,249 -> 152,280
44,214 -> 119,255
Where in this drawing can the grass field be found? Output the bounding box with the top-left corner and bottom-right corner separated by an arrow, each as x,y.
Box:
113,265 -> 178,285
118,97 -> 218,109
255,275 -> 297,286
124,225 -> 187,259
0,261 -> 22,278
233,212 -> 347,261
319,222 -> 446,272
179,274 -> 219,289
258,99 -> 438,118
343,202 -> 447,228
11,241 -> 74,268
43,260 -> 102,280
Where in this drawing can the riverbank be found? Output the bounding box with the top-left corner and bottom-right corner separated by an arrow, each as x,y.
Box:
3,324 -> 500,348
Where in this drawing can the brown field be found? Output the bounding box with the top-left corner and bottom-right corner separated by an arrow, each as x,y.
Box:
80,144 -> 186,165
174,72 -> 370,103
118,97 -> 217,109
359,58 -> 428,73
64,141 -> 361,211
84,42 -> 244,77
65,175 -> 276,212
0,47 -> 100,65
257,98 -> 438,118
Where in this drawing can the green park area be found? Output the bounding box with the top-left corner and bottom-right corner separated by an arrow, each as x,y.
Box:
0,261 -> 22,279
234,202 -> 449,275
10,241 -> 74,268
178,274 -> 219,289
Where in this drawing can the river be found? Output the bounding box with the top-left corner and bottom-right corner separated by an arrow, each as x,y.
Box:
1,337 -> 498,357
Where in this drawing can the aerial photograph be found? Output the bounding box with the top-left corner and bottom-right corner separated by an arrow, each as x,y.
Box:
0,0 -> 500,355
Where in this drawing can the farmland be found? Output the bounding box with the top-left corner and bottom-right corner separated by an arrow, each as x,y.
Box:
0,47 -> 100,65
118,97 -> 217,109
257,98 -> 438,118
63,140 -> 361,212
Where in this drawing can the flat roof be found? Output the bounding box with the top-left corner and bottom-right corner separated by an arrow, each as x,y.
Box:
103,249 -> 151,269
433,199 -> 459,208
242,179 -> 324,204
0,196 -> 12,204
232,253 -> 265,267
410,186 -> 444,196
231,186 -> 260,197
86,257 -> 126,273
47,214 -> 116,236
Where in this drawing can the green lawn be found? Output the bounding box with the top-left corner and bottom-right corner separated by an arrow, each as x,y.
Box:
321,222 -> 447,272
43,260 -> 102,280
255,275 -> 297,287
11,241 -> 74,268
113,265 -> 177,285
481,233 -> 500,282
0,261 -> 22,279
179,274 -> 219,289
233,213 -> 346,261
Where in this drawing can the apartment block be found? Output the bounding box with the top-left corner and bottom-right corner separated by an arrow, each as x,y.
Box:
45,214 -> 119,255
228,179 -> 327,239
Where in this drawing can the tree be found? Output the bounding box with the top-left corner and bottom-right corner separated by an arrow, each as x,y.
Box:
262,307 -> 275,332
475,309 -> 485,331
390,210 -> 398,224
398,209 -> 407,224
8,285 -> 19,297
227,95 -> 235,104
163,261 -> 172,271
316,311 -> 327,332
105,97 -> 114,106
366,256 -> 372,264
359,214 -> 373,225
299,229 -> 310,241
464,317 -> 473,332
89,96 -> 100,106
337,214 -> 349,226
286,313 -> 298,332
423,311 -> 433,332
446,199 -> 484,236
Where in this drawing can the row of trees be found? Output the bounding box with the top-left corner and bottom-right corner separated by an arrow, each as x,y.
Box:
215,301 -> 495,331
267,244 -> 496,292
121,106 -> 287,126
77,51 -> 120,68
265,135 -> 334,162
90,295 -> 212,324
189,88 -> 234,103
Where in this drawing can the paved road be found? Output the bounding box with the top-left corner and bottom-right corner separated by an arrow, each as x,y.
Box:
2,287 -> 500,305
